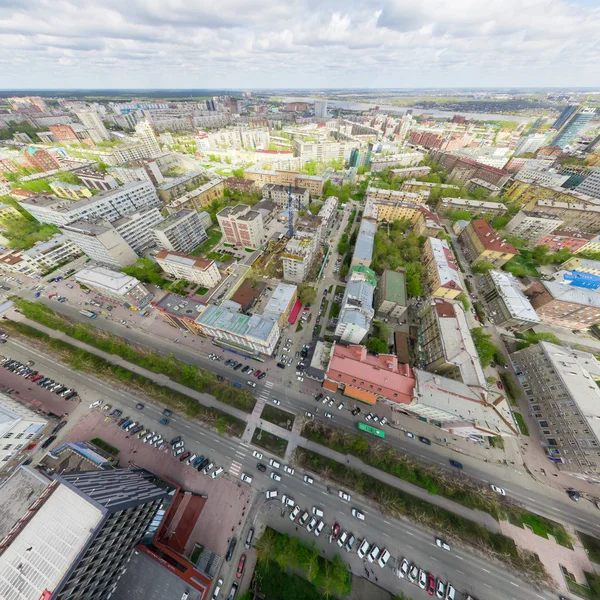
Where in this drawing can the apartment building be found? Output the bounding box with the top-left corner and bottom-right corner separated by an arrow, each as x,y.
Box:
576,169 -> 600,199
224,177 -> 256,194
526,200 -> 600,233
108,160 -> 165,187
525,279 -> 600,330
561,257 -> 600,276
110,207 -> 164,253
389,166 -> 431,180
20,181 -> 161,226
0,204 -> 22,223
75,266 -> 153,308
206,127 -> 269,149
536,230 -> 598,253
165,179 -> 225,213
48,124 -> 80,142
481,270 -> 540,331
49,181 -> 93,200
369,152 -> 425,173
506,180 -> 598,208
244,165 -> 325,196
292,138 -> 359,162
134,120 -> 162,158
367,186 -> 427,204
151,209 -> 207,253
458,219 -> 517,267
0,392 -> 47,466
437,197 -> 507,218
401,179 -> 461,195
22,146 -> 61,171
217,204 -> 264,248
0,468 -> 169,600
157,171 -> 207,202
351,218 -> 377,269
374,268 -> 407,320
196,301 -> 280,356
408,130 -> 473,151
429,150 -> 512,187
76,109 -> 111,141
418,297 -> 486,388
317,195 -> 339,233
263,283 -> 298,328
72,166 -> 119,191
504,210 -> 563,243
511,342 -> 600,477
282,232 -> 319,283
155,250 -> 221,288
262,183 -> 310,208
335,265 -> 377,345
514,167 -> 570,187
422,237 -> 463,299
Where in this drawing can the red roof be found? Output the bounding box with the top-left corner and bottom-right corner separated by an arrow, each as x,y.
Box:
288,299 -> 302,324
469,219 -> 517,254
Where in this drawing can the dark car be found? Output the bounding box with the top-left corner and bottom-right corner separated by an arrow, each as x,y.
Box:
276,362 -> 286,369
449,459 -> 463,469
227,583 -> 238,600
419,436 -> 431,445
225,537 -> 237,561
135,403 -> 144,410
110,409 -> 122,418
160,418 -> 169,425
118,417 -> 129,426
256,463 -> 267,472
179,451 -> 191,462
225,359 -> 233,366
233,363 -> 242,371
197,458 -> 210,472
130,425 -> 144,435
253,369 -> 261,377
351,407 -> 361,416
567,488 -> 581,502
41,435 -> 56,449
170,436 -> 182,445
257,372 -> 267,380
315,393 -> 324,401
162,409 -> 172,417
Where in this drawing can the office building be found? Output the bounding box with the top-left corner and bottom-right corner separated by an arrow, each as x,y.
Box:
515,167 -> 569,187
314,100 -> 328,118
217,204 -> 264,249
49,181 -> 93,200
0,468 -> 169,600
154,293 -> 206,334
551,105 -> 596,148
374,269 -> 407,320
458,219 -> 517,268
151,209 -> 207,254
22,146 -> 61,171
513,133 -> 551,156
20,181 -> 161,227
76,109 -> 111,142
334,265 -> 377,345
422,237 -> 463,299
261,183 -> 310,208
196,301 -> 280,356
481,270 -> 540,331
0,392 -> 47,467
155,250 -> 221,288
350,218 -> 377,269
511,342 -> 600,477
575,169 -> 600,199
525,279 -> 600,330
75,266 -> 153,308
437,197 -> 507,218
369,153 -> 425,173
418,298 -> 486,388
504,210 -> 563,243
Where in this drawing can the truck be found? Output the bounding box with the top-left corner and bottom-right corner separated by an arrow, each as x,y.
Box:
79,309 -> 97,319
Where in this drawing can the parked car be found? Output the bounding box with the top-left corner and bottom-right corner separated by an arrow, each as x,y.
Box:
236,554 -> 246,578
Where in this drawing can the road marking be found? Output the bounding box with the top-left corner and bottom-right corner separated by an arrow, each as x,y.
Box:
383,520 -> 391,525
383,533 -> 390,538
430,557 -> 438,562
510,582 -> 519,588
456,570 -> 464,575
406,544 -> 413,549
526,497 -> 535,501
455,555 -> 464,561
406,531 -> 414,536
481,568 -> 490,573
484,584 -> 492,589
229,460 -> 242,475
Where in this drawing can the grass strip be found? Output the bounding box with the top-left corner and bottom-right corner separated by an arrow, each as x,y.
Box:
261,405 -> 295,432
251,427 -> 288,458
90,437 -> 119,456
513,412 -> 530,436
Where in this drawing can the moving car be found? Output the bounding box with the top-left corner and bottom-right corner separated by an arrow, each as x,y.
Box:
265,490 -> 278,499
435,538 -> 451,551
269,459 -> 281,469
270,472 -> 281,482
256,463 -> 266,472
419,436 -> 432,445
272,398 -> 281,405
351,508 -> 365,521
449,459 -> 463,469
490,484 -> 506,495
567,488 -> 581,502
304,475 -> 314,484
253,450 -> 263,459
136,403 -> 144,410
283,465 -> 295,475
338,490 -> 351,502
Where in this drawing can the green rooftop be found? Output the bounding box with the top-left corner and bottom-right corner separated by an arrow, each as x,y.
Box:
350,264 -> 377,287
382,269 -> 407,306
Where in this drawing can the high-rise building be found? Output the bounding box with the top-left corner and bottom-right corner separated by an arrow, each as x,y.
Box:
551,105 -> 596,148
76,109 -> 111,142
134,120 -> 162,158
217,204 -> 264,248
151,209 -> 207,253
314,100 -> 328,118
0,468 -> 169,600
575,169 -> 600,199
21,146 -> 61,172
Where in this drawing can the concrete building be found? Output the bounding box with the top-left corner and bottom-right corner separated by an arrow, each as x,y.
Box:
401,179 -> 461,195
513,133 -> 551,156
157,171 -> 207,202
134,120 -> 162,158
217,204 -> 264,249
263,282 -> 298,328
422,237 -> 463,299
75,266 -> 153,308
369,152 -> 425,173
367,186 -> 428,204
575,169 -> 600,199
224,177 -> 256,194
20,181 -> 161,227
109,207 -> 164,253
481,270 -> 540,331
561,256 -> 600,276
335,265 -> 377,345
374,269 -> 407,320
0,392 -> 47,466
505,210 -> 564,243
429,150 -> 512,188
458,219 -> 517,268
154,292 -> 205,334
22,146 -> 61,171
165,179 -> 225,213
76,109 -> 111,141
437,197 -> 507,218
282,232 -> 319,283
155,250 -> 221,288
514,167 -> 570,187
536,230 -> 599,253
196,301 -> 280,356
314,100 -> 328,118
0,468 -> 169,600
551,105 -> 596,148
49,181 -> 93,200
292,139 -> 359,162
389,166 -> 431,179
206,127 -> 269,149
262,183 -> 310,208
244,165 -> 324,196
61,219 -> 138,268
48,124 -> 80,143
0,204 -> 22,223
418,298 -> 486,388
151,209 -> 207,254
351,218 -> 377,269
72,167 -> 119,191
317,195 -> 338,233
525,279 -> 600,330
511,342 -> 600,478
507,179 -> 599,208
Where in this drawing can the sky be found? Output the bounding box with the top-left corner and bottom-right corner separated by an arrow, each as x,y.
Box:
1,0 -> 600,90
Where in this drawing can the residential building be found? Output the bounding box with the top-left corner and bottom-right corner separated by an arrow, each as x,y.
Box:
72,167 -> 119,191
109,207 -> 164,253
402,179 -> 461,195
76,109 -> 111,141
515,167 -> 570,187
422,237 -> 463,299
48,124 -> 80,143
108,161 -> 164,187
261,183 -> 310,208
154,293 -> 205,334
75,266 -> 153,308
348,148 -> 372,168
151,209 -> 207,253
263,282 -> 298,327
481,270 -> 540,331
198,210 -> 212,231
20,181 -> 161,226
165,179 -> 225,213
157,171 -> 207,202
374,269 -> 407,319
351,218 -> 377,269
506,180 -> 598,208
561,257 -> 600,276
551,105 -> 596,148
196,301 -> 280,356
367,186 -> 428,204
0,468 -> 169,600
437,197 -> 507,218
0,392 -> 47,466
324,343 -> 415,406
155,250 -> 221,288
511,342 -> 600,477
536,230 -> 598,253
389,166 -> 431,180
0,204 -> 22,223
292,139 -> 359,162
49,181 -> 93,200
458,219 -> 517,267
575,169 -> 600,199
314,100 -> 328,118
317,195 -> 338,233
335,265 -> 377,344
465,178 -> 502,198
408,130 -> 473,151
206,127 -> 269,149
525,200 -> 600,233
134,120 -> 162,158
504,210 -> 563,243
61,219 -> 138,268
217,204 -> 264,248
244,165 -> 324,196
429,150 -> 512,188
525,279 -> 600,330
22,146 -> 61,171
224,177 -> 255,194
418,298 -> 486,388
369,152 -> 425,173
0,177 -> 10,197
282,232 -> 319,283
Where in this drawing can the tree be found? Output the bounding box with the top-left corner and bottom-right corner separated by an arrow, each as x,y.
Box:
366,338 -> 388,354
372,320 -> 390,340
456,293 -> 470,311
298,284 -> 316,305
471,260 -> 495,274
231,167 -> 245,179
256,528 -> 277,563
55,170 -> 82,185
471,327 -> 497,368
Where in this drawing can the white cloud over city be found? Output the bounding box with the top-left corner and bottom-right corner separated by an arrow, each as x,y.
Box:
1,0 -> 599,89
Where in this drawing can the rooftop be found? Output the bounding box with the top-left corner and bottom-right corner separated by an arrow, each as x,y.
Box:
154,292 -> 205,319
157,171 -> 204,191
75,266 -> 141,294
427,237 -> 462,291
196,303 -> 278,342
488,270 -> 540,323
542,279 -> 600,307
467,219 -> 517,254
151,209 -> 196,231
155,249 -> 216,272
264,282 -> 297,315
439,197 -> 506,210
353,219 -> 377,263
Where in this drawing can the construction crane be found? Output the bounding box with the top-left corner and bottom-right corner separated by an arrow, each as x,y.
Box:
287,183 -> 315,238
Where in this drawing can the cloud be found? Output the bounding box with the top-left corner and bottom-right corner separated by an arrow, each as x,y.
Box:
0,0 -> 599,88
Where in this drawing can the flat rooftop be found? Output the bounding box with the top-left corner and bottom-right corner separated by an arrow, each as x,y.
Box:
154,293 -> 205,319
152,209 -> 196,231
197,303 -> 278,342
488,270 -> 540,323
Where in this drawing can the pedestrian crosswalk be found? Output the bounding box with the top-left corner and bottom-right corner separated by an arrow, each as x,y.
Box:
264,381 -> 274,389
229,460 -> 243,476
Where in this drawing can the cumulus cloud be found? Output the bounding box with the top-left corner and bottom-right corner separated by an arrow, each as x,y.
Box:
0,0 -> 599,88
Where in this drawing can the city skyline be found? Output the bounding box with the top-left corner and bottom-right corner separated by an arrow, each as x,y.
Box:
2,0 -> 600,89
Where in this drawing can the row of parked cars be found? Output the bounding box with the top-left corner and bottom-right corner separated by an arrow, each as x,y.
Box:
395,552 -> 456,599
222,358 -> 267,380
2,357 -> 78,400
171,435 -> 224,478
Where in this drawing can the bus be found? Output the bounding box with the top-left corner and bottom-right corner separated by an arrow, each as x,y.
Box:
79,309 -> 97,319
357,422 -> 385,439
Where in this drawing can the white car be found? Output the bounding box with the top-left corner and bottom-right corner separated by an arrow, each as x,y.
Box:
299,511 -> 309,526
272,399 -> 281,405
322,396 -> 329,404
378,549 -> 391,568
266,490 -> 278,499
366,412 -> 373,421
436,579 -> 446,599
253,450 -> 263,460
203,462 -> 214,474
306,517 -> 317,533
379,417 -> 387,426
445,583 -> 456,600
418,569 -> 427,589
289,505 -> 300,521
325,412 -> 333,419
283,465 -> 295,475
490,484 -> 506,495
328,398 -> 334,407
297,376 -> 304,382
435,538 -> 451,551
240,473 -> 253,484
398,558 -> 409,579
338,490 -> 351,502
305,411 -> 314,418
281,494 -> 295,508
269,459 -> 281,469
270,472 -> 281,482
314,520 -> 325,536
337,531 -> 348,548
337,402 -> 344,410
246,381 -> 256,388
408,564 -> 418,583
304,475 -> 314,485
211,466 -> 224,478
89,400 -> 103,408
357,539 -> 370,559
351,508 -> 365,521
367,545 -> 380,563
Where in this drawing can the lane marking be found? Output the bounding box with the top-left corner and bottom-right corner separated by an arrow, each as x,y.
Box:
484,584 -> 492,589
455,555 -> 464,561
430,557 -> 438,562
406,531 -> 415,536
510,582 -> 519,588
481,568 -> 490,573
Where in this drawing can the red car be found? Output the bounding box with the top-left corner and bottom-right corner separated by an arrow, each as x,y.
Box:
497,380 -> 504,390
332,523 -> 340,541
253,369 -> 261,377
427,573 -> 435,596
179,451 -> 191,462
236,554 -> 246,578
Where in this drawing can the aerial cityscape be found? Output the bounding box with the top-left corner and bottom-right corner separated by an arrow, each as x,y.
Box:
1,3 -> 600,600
